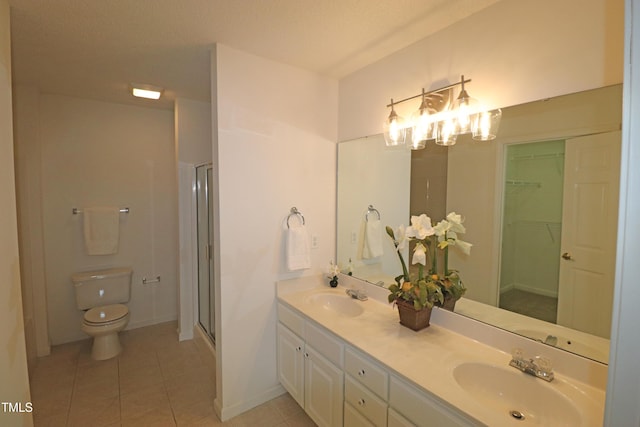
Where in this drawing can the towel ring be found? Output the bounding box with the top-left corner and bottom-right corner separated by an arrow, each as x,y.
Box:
365,205 -> 381,222
286,207 -> 305,228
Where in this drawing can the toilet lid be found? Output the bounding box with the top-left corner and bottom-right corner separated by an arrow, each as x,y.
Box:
84,304 -> 128,324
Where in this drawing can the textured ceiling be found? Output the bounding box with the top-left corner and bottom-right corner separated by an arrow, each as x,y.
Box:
8,0 -> 500,109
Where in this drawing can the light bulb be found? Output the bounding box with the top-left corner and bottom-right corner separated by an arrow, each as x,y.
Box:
383,100 -> 406,147
472,109 -> 502,141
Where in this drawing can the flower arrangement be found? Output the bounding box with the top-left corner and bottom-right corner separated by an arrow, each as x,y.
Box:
386,212 -> 471,311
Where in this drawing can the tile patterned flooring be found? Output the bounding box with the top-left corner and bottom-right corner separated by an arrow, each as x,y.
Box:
30,321 -> 315,426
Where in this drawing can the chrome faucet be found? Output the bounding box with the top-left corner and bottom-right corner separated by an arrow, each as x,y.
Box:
509,348 -> 554,382
345,288 -> 368,301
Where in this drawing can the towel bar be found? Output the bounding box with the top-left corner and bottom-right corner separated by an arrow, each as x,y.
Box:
286,207 -> 305,228
72,207 -> 130,215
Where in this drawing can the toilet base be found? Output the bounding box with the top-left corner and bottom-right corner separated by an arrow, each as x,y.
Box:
91,332 -> 122,360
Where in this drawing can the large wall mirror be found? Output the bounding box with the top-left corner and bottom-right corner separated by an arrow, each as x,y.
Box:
337,84 -> 622,364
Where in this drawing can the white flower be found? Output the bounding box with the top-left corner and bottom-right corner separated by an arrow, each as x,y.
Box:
412,243 -> 427,265
433,219 -> 451,238
446,212 -> 466,233
394,225 -> 407,251
455,239 -> 473,255
406,214 -> 435,240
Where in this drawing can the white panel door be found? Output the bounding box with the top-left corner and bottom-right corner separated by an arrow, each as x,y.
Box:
277,323 -> 305,407
305,345 -> 344,427
557,131 -> 621,337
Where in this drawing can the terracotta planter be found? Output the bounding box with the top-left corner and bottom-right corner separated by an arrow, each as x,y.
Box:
396,299 -> 433,331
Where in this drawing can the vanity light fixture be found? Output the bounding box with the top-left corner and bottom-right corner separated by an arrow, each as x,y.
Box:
383,75 -> 502,149
383,99 -> 407,147
130,83 -> 163,100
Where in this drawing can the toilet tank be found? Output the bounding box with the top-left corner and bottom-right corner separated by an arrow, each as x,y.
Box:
72,267 -> 133,310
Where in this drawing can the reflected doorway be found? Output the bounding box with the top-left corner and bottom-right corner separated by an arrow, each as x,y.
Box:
196,164 -> 215,343
499,140 -> 565,323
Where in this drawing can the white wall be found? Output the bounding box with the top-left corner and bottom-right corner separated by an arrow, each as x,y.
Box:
0,1 -> 33,425
606,2 -> 640,423
212,44 -> 338,420
29,94 -> 178,345
175,97 -> 212,341
338,0 -> 624,141
175,98 -> 212,164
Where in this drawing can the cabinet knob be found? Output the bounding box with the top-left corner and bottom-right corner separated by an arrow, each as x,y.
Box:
358,398 -> 365,406
296,346 -> 302,352
304,352 -> 309,359
562,252 -> 573,260
358,369 -> 366,376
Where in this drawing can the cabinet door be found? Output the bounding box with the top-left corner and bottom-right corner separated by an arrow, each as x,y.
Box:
345,402 -> 376,427
305,345 -> 344,427
277,323 -> 305,407
387,408 -> 415,427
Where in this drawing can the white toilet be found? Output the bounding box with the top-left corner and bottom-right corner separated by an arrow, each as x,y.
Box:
71,267 -> 133,360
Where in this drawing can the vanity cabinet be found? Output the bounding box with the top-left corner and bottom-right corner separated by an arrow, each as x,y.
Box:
277,304 -> 344,427
277,301 -> 480,427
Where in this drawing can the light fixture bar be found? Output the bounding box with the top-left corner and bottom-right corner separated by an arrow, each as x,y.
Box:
385,77 -> 471,108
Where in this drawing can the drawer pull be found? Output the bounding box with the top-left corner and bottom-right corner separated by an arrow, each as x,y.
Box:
358,369 -> 366,376
358,398 -> 366,406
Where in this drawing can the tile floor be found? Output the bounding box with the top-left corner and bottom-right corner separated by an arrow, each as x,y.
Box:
29,321 -> 315,427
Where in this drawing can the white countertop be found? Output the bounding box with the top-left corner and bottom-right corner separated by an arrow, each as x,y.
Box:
277,275 -> 606,427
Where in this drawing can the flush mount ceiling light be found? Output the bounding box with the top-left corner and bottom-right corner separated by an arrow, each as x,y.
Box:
130,83 -> 163,100
383,75 -> 502,149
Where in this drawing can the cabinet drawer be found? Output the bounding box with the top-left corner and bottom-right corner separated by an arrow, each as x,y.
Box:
345,375 -> 387,427
345,402 -> 376,427
389,376 -> 477,427
345,347 -> 388,399
305,322 -> 343,368
278,303 -> 305,338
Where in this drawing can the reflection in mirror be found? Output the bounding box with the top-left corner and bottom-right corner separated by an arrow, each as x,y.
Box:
337,84 -> 622,364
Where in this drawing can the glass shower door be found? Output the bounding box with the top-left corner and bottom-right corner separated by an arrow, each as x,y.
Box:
196,164 -> 215,343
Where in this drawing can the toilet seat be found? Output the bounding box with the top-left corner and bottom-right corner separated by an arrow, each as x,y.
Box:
84,304 -> 129,325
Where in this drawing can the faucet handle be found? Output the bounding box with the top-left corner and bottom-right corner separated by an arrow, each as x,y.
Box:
511,347 -> 524,360
534,356 -> 553,373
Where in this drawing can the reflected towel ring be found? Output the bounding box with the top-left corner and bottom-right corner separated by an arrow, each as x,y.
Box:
286,207 -> 305,228
365,205 -> 381,222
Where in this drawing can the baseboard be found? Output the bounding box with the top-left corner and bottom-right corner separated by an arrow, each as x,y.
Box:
125,314 -> 178,331
513,282 -> 558,298
214,384 -> 286,422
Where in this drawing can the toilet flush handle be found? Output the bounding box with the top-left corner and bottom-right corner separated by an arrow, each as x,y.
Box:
99,289 -> 105,297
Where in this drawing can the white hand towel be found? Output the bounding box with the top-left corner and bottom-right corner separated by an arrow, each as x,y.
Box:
363,219 -> 384,259
286,223 -> 311,271
83,207 -> 120,255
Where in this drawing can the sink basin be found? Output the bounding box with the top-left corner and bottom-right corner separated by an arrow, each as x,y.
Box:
453,362 -> 581,426
306,293 -> 364,317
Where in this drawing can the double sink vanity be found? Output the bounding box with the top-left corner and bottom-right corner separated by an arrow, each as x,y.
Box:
276,274 -> 606,427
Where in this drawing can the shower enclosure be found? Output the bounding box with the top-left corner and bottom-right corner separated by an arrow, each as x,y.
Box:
196,164 -> 215,343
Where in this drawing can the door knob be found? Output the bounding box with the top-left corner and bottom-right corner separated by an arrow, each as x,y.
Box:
562,252 -> 573,260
